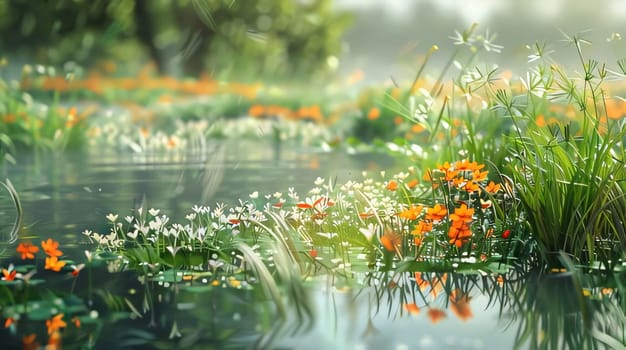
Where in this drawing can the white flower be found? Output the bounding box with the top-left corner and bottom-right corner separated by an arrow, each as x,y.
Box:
106,213 -> 118,222
106,231 -> 117,243
249,191 -> 259,199
124,216 -> 134,223
314,177 -> 325,186
149,218 -> 162,231
196,227 -> 207,240
359,223 -> 378,241
148,208 -> 160,216
213,203 -> 225,218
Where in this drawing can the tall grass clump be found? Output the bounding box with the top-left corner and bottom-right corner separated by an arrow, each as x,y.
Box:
494,33 -> 626,268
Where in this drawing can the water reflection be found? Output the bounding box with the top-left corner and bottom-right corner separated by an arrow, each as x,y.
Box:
1,254 -> 625,349
279,267 -> 626,349
0,140 -> 395,250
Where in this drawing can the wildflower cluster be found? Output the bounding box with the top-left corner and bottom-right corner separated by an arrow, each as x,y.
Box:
1,239 -> 87,348
2,239 -> 72,281
418,160 -> 505,249
84,204 -> 269,288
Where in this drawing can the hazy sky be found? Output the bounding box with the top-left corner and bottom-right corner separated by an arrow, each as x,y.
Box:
334,0 -> 626,81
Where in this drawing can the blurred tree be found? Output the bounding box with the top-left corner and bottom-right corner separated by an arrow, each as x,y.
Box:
0,0 -> 352,79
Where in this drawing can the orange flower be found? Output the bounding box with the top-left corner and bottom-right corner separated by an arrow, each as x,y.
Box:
386,180 -> 398,191
425,204 -> 447,222
485,181 -> 501,194
45,256 -> 66,272
48,331 -> 62,346
448,221 -> 472,248
438,162 -> 459,181
313,196 -> 335,208
455,159 -> 484,172
17,242 -> 39,260
437,161 -> 453,173
41,239 -> 63,257
464,180 -> 480,193
380,230 -> 402,252
398,205 -> 423,220
72,316 -> 81,328
451,176 -> 465,187
3,113 -> 16,123
410,123 -> 425,133
166,137 -> 177,148
46,314 -> 67,334
535,114 -> 547,127
449,204 -> 474,224
412,220 -> 433,235
367,107 -> 380,120
427,308 -> 446,324
2,267 -> 16,281
403,303 -> 421,315
248,104 -> 265,117
406,178 -> 419,189
296,202 -> 313,209
4,317 -> 14,328
449,289 -> 473,321
448,204 -> 474,247
359,212 -> 374,219
472,169 -> 489,182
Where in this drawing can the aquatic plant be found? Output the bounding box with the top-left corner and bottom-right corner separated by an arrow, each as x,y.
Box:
493,32 -> 626,267
0,238 -> 96,348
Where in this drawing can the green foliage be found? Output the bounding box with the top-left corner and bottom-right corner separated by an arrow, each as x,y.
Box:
0,0 -> 353,79
495,33 -> 626,268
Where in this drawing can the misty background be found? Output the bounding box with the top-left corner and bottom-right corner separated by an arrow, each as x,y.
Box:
335,0 -> 626,82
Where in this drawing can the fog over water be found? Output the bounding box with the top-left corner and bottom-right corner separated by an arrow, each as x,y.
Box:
334,0 -> 626,82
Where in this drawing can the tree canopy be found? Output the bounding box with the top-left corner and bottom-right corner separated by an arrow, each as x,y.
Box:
0,0 -> 352,79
